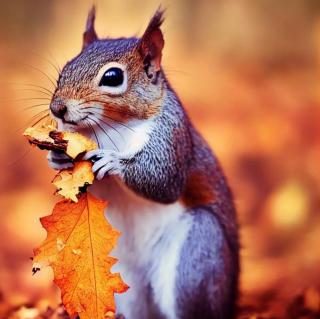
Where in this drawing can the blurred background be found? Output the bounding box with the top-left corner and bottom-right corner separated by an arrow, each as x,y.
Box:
0,0 -> 320,318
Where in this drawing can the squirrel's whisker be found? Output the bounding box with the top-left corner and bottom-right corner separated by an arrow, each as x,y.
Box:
27,50 -> 62,77
46,51 -> 62,75
14,97 -> 52,102
86,109 -> 135,132
88,112 -> 125,141
40,55 -> 61,77
87,116 -> 119,151
100,114 -> 135,132
79,101 -> 134,119
85,119 -> 101,149
10,83 -> 54,95
31,113 -> 50,128
14,110 -> 49,133
23,63 -> 57,89
22,103 -> 49,111
15,88 -> 52,97
82,104 -> 135,119
29,109 -> 50,121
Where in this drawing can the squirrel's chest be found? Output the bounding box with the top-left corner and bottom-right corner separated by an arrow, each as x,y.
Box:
91,171 -> 191,319
91,177 -> 190,317
91,176 -> 186,264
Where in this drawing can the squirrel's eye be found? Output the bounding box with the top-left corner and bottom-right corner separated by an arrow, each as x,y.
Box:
99,67 -> 124,87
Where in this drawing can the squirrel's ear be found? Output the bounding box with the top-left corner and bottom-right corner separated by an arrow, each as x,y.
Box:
82,6 -> 98,50
138,9 -> 165,83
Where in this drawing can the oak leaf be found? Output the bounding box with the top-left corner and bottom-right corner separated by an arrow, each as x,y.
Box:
33,192 -> 129,319
23,125 -> 97,159
53,161 -> 94,202
62,131 -> 97,159
24,125 -> 98,201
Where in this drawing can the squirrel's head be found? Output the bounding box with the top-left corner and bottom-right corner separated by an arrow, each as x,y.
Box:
50,7 -> 165,128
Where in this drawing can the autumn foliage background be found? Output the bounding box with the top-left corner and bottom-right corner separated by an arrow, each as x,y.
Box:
0,0 -> 320,317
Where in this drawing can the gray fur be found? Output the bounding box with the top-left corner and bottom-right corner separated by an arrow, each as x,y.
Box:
177,209 -> 237,319
122,87 -> 192,203
119,81 -> 239,318
60,38 -> 139,88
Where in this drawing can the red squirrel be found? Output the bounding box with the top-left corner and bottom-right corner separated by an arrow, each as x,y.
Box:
48,7 -> 239,319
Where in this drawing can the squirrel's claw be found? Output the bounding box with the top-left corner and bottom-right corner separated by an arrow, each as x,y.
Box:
84,149 -> 122,180
96,164 -> 114,180
47,151 -> 73,170
83,149 -> 106,161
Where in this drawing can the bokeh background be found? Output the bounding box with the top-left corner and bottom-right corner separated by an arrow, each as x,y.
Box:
0,0 -> 320,318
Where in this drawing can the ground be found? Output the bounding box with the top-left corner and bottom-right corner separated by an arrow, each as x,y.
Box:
2,287 -> 320,319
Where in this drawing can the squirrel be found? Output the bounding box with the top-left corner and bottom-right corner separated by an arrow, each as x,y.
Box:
47,7 -> 239,319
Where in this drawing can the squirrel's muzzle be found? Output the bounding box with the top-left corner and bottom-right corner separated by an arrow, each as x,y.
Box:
50,100 -> 68,120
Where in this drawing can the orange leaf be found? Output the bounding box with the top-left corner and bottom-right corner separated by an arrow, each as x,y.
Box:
53,161 -> 94,202
33,192 -> 129,319
23,125 -> 97,159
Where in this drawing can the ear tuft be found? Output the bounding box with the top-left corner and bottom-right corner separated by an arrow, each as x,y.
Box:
82,6 -> 98,50
144,8 -> 165,37
139,8 -> 165,83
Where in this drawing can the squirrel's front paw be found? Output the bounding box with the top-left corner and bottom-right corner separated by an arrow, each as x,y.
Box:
83,149 -> 123,180
47,151 -> 74,170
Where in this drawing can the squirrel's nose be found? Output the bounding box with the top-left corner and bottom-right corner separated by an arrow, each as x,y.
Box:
50,103 -> 67,119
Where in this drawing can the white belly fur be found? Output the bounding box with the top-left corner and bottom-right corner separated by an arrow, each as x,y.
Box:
91,177 -> 192,319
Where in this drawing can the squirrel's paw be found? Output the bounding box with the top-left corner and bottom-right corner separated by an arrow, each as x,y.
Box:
47,151 -> 74,170
83,149 -> 122,180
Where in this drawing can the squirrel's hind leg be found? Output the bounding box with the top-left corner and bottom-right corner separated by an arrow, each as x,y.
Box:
174,207 -> 239,319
